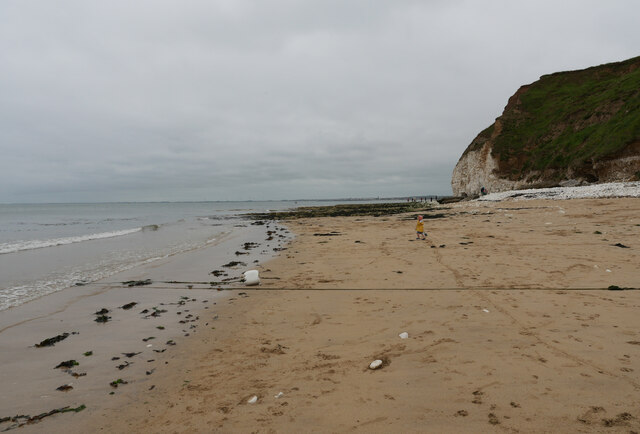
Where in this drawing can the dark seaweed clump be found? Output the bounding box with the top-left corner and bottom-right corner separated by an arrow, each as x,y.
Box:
122,279 -> 152,287
0,405 -> 86,431
95,314 -> 111,323
54,360 -> 79,369
249,202 -> 434,220
35,333 -> 70,348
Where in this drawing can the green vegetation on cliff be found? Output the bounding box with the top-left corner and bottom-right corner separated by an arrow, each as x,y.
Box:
487,56 -> 640,180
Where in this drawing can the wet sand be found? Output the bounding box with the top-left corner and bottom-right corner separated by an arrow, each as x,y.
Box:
4,198 -> 640,432
0,222 -> 292,433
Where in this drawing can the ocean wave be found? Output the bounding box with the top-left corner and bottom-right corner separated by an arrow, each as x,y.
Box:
0,228 -> 143,255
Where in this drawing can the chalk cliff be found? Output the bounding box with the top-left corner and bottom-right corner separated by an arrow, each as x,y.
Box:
452,56 -> 640,196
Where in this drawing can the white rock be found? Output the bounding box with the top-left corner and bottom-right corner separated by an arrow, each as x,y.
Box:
399,332 -> 409,339
606,269 -> 612,273
274,392 -> 284,399
482,308 -> 490,313
369,359 -> 383,370
247,395 -> 258,404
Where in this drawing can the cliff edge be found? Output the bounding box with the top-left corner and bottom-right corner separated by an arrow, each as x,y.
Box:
452,56 -> 640,196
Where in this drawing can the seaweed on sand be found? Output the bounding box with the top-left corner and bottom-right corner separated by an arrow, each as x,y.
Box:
35,333 -> 70,348
122,279 -> 152,287
249,202 -> 434,220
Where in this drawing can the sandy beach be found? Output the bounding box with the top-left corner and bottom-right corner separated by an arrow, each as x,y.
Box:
2,197 -> 640,433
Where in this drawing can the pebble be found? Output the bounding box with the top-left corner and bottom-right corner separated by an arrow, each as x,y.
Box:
369,359 -> 383,370
399,332 -> 409,339
247,395 -> 258,404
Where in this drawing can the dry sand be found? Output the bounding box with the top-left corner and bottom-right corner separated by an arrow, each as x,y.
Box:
7,198 -> 640,433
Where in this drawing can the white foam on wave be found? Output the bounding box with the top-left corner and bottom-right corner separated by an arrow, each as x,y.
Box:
0,227 -> 142,255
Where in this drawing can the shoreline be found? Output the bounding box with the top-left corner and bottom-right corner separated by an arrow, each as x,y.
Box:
0,220 -> 291,432
2,196 -> 640,432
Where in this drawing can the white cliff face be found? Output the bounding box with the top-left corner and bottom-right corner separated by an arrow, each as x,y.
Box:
451,141 -> 640,197
451,142 -> 519,196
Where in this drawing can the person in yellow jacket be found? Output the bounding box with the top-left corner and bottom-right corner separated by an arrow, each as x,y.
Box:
415,215 -> 427,240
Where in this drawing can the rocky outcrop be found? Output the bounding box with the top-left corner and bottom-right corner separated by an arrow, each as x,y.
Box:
452,56 -> 640,196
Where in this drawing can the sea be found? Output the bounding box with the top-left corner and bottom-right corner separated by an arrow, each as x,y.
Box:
0,200 -> 395,311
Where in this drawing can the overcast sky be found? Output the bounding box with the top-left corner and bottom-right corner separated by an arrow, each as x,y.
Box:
1,1 -> 638,203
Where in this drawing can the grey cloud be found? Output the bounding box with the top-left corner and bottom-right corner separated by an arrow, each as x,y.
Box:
1,0 -> 639,202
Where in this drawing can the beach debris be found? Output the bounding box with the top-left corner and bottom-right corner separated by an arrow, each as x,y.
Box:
274,392 -> 284,399
608,285 -> 623,291
399,332 -> 409,339
313,232 -> 342,236
146,369 -> 155,376
243,242 -> 259,250
54,360 -> 79,369
612,243 -> 629,248
94,314 -> 111,323
251,220 -> 266,225
122,352 -> 141,358
122,279 -> 152,287
56,384 -> 73,392
247,395 -> 258,404
110,379 -> 128,388
144,308 -> 167,318
35,333 -> 71,348
222,261 -> 246,268
0,405 -> 86,431
156,326 -> 165,330
116,361 -> 132,370
111,357 -> 120,361
369,359 -> 383,370
166,340 -> 176,346
142,336 -> 155,342
243,270 -> 260,286
455,410 -> 469,417
235,251 -> 249,255
120,302 -> 138,310
95,308 -> 109,315
210,270 -> 227,277
83,351 -> 93,357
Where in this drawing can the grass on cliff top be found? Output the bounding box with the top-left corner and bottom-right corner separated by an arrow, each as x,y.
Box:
249,202 -> 434,220
493,56 -> 640,173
